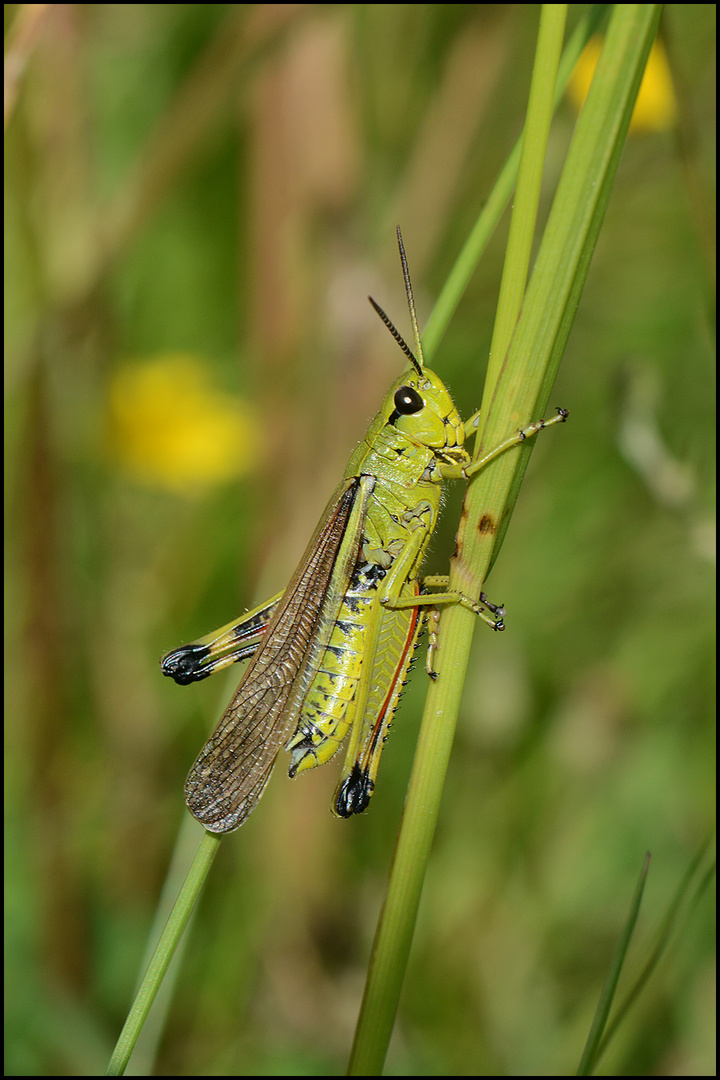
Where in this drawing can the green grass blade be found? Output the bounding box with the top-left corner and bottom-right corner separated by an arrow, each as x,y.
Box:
577,853 -> 652,1075
105,830 -> 221,1075
422,3 -> 610,363
593,836 -> 716,1070
347,6 -> 664,1075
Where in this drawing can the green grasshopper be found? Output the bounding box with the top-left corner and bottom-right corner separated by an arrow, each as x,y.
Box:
162,228 -> 567,832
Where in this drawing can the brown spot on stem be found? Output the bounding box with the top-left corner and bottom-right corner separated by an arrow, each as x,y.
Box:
478,514 -> 496,535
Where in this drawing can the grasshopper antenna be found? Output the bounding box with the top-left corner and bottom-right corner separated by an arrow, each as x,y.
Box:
395,225 -> 425,372
367,226 -> 424,377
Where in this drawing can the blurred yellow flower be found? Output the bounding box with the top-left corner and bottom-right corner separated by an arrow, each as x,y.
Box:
108,354 -> 264,493
567,37 -> 678,133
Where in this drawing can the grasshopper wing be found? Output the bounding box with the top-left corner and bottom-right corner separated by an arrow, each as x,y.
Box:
185,476 -> 374,832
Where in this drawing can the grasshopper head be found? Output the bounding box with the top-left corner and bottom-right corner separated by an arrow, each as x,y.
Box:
386,367 -> 465,457
369,228 -> 469,466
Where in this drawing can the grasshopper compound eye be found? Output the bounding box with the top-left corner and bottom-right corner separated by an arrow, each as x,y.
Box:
394,386 -> 424,415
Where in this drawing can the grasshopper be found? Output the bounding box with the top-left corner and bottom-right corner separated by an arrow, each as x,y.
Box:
162,228 -> 567,832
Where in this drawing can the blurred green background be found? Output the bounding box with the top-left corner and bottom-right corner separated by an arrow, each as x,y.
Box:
5,5 -> 715,1075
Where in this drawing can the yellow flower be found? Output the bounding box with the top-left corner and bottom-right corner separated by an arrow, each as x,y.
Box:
567,37 -> 678,133
108,354 -> 264,493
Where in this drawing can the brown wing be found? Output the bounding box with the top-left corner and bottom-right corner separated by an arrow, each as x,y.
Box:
184,476 -> 374,832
